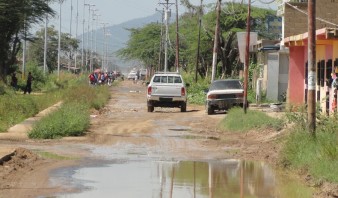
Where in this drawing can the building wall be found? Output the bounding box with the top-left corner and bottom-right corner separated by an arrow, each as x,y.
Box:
267,53 -> 280,101
288,46 -> 305,105
284,1 -> 338,38
288,39 -> 338,113
279,53 -> 289,101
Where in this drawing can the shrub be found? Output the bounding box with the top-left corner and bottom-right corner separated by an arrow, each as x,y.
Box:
219,107 -> 285,132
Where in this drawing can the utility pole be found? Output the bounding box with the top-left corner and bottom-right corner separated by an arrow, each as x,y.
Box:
68,0 -> 73,72
43,14 -> 48,74
105,33 -> 111,71
211,0 -> 221,82
90,8 -> 98,72
75,0 -> 79,70
101,22 -> 108,71
93,13 -> 100,64
195,0 -> 203,83
175,0 -> 179,72
308,0 -> 316,135
156,8 -> 164,72
84,3 -> 95,72
159,0 -> 174,73
58,0 -> 63,79
82,0 -> 86,71
243,0 -> 251,113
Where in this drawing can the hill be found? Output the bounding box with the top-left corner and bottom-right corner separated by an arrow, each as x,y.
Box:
80,12 -> 162,71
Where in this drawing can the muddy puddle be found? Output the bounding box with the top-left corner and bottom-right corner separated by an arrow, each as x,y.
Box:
50,147 -> 313,198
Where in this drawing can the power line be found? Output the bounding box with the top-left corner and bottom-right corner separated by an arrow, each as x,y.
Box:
257,0 -> 276,5
285,2 -> 338,27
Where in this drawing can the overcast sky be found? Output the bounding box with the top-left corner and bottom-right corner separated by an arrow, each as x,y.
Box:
41,0 -> 277,34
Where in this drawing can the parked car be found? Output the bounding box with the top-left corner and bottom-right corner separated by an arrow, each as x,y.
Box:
205,79 -> 245,115
139,69 -> 147,80
127,71 -> 137,80
147,72 -> 188,112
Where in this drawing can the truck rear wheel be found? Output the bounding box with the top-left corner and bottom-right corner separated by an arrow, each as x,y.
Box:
206,104 -> 214,115
147,106 -> 154,112
181,102 -> 187,112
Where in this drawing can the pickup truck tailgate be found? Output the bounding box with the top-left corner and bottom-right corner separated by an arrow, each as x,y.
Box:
151,83 -> 182,97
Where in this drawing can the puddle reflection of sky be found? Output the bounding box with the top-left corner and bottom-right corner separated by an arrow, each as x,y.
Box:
55,158 -> 312,198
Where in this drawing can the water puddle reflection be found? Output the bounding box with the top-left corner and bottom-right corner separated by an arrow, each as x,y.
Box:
55,159 -> 312,198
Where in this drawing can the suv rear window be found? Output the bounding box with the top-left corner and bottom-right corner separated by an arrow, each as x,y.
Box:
153,76 -> 182,84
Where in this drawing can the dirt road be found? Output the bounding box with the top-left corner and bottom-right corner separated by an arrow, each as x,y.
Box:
0,80 -> 329,197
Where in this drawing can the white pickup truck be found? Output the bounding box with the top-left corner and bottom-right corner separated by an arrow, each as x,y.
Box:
146,72 -> 188,112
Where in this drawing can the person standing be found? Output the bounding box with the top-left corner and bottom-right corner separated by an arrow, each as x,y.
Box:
24,72 -> 33,94
10,73 -> 18,90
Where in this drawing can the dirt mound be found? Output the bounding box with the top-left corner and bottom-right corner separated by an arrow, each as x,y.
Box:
0,148 -> 40,188
313,182 -> 338,198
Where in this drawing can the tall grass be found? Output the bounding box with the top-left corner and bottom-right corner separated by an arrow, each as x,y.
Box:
28,102 -> 90,139
64,83 -> 111,110
28,77 -> 111,139
282,112 -> 338,183
219,107 -> 285,132
0,73 -> 81,132
0,90 -> 63,132
0,72 -> 110,136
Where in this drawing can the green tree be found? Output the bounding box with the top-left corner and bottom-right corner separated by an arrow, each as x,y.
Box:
193,2 -> 277,77
0,0 -> 55,82
28,26 -> 79,73
118,2 -> 277,79
117,23 -> 164,70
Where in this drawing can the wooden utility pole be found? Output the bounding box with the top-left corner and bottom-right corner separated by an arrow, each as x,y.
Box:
175,0 -> 180,72
195,0 -> 203,83
211,0 -> 221,82
308,0 -> 316,136
159,0 -> 174,73
156,8 -> 165,71
243,0 -> 251,113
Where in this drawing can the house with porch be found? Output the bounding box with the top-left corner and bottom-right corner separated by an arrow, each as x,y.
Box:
284,28 -> 338,113
254,0 -> 338,104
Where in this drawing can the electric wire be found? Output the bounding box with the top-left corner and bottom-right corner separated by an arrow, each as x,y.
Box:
257,0 -> 277,4
285,2 -> 338,27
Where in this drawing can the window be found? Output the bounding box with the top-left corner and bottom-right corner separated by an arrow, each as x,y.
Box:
168,76 -> 174,83
174,77 -> 182,83
161,76 -> 167,83
153,76 -> 161,83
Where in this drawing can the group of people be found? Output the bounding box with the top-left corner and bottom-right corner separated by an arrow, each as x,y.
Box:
88,71 -> 115,86
10,72 -> 34,94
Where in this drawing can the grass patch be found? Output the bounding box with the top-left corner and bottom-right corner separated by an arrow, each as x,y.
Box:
64,84 -> 110,109
219,107 -> 285,132
1,72 -> 111,139
28,102 -> 90,139
28,79 -> 111,139
282,115 -> 338,183
0,91 -> 63,132
0,73 -> 83,132
36,151 -> 76,160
